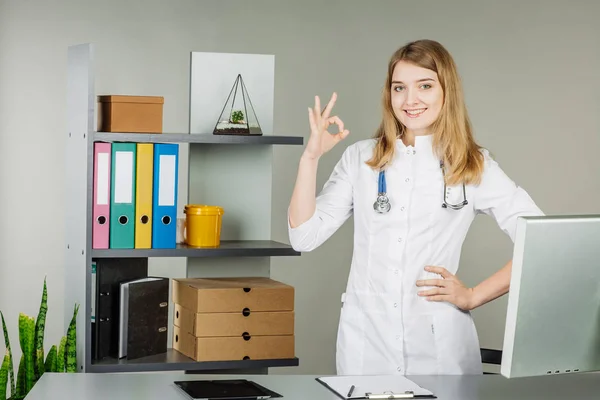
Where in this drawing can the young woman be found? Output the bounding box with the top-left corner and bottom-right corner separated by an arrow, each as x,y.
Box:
288,39 -> 544,376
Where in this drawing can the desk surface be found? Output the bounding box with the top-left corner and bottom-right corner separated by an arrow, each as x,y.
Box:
26,371 -> 600,400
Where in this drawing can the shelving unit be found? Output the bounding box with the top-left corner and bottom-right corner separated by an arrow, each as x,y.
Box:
94,132 -> 303,146
89,350 -> 299,373
91,240 -> 300,259
65,43 -> 303,373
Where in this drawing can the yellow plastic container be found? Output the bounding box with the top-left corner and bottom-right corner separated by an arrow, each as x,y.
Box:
184,205 -> 224,247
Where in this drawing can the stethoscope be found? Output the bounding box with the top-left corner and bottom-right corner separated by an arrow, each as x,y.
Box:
373,161 -> 468,213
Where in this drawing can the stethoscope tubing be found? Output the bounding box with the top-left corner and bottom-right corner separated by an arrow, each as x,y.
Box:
373,165 -> 467,213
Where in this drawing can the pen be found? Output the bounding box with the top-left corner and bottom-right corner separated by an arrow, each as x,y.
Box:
347,385 -> 355,398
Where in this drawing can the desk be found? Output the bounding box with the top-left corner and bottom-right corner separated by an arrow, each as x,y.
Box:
26,371 -> 600,399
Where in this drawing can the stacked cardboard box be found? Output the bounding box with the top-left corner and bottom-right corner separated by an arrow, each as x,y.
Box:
172,277 -> 295,361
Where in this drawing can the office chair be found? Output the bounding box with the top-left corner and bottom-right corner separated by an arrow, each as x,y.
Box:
480,348 -> 502,375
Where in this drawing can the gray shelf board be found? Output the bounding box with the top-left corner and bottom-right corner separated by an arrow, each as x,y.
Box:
89,349 -> 299,373
93,132 -> 303,145
91,240 -> 301,258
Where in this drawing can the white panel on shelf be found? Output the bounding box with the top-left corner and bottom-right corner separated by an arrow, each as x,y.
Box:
187,52 -> 276,284
189,52 -> 275,136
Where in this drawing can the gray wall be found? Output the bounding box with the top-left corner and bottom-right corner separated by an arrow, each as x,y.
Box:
0,0 -> 598,375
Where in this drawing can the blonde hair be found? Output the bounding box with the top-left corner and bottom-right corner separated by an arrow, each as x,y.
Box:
366,39 -> 484,185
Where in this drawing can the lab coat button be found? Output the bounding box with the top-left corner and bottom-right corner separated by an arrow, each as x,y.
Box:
400,206 -> 405,211
393,303 -> 397,308
405,178 -> 410,182
398,238 -> 402,242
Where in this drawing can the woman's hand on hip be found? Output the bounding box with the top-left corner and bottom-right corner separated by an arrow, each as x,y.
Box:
303,92 -> 350,160
416,266 -> 475,311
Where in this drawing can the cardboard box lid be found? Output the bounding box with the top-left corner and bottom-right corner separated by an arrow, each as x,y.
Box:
97,95 -> 164,104
172,277 -> 294,313
175,277 -> 292,290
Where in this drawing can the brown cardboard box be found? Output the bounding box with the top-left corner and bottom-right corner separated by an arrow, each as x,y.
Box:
174,303 -> 294,337
171,277 -> 295,362
97,95 -> 164,133
173,326 -> 295,362
172,277 -> 294,313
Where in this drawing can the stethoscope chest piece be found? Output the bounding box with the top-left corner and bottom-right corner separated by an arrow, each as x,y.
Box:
374,169 -> 391,213
373,194 -> 391,213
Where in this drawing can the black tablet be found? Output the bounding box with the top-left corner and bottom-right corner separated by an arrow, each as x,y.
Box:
173,379 -> 283,400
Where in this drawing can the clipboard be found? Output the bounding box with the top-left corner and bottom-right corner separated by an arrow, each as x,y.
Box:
316,375 -> 437,399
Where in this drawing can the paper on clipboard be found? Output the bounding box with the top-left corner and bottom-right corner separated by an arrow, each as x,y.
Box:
316,375 -> 436,399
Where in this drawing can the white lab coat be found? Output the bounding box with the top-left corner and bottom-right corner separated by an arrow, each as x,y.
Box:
288,134 -> 544,376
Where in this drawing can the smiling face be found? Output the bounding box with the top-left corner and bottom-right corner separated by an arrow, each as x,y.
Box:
390,60 -> 444,136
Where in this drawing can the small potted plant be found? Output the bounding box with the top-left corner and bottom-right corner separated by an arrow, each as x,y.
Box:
230,110 -> 244,125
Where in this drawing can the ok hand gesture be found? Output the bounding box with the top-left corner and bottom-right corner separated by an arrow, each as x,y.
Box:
304,92 -> 350,160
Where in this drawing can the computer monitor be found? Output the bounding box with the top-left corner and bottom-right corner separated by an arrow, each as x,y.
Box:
501,214 -> 600,378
